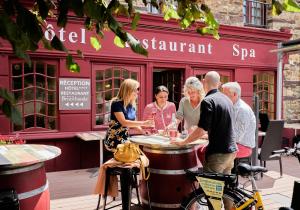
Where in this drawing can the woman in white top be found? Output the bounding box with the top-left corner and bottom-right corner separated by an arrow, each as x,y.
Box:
172,76 -> 205,133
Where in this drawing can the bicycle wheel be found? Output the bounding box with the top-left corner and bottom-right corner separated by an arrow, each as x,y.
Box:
181,188 -> 247,210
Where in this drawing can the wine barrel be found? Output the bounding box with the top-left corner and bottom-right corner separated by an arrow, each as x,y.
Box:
0,163 -> 50,210
140,146 -> 199,210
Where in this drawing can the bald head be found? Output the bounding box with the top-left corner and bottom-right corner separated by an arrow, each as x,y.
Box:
204,71 -> 220,91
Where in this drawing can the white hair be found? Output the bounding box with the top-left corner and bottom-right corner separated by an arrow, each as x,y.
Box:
183,77 -> 204,97
222,82 -> 241,98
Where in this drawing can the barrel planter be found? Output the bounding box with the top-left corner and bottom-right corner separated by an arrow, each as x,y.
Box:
140,146 -> 199,210
0,163 -> 50,210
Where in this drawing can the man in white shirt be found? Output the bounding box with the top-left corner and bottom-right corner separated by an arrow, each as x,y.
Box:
222,82 -> 256,158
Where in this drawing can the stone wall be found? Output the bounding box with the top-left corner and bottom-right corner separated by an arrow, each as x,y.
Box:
269,8 -> 300,122
133,0 -> 300,121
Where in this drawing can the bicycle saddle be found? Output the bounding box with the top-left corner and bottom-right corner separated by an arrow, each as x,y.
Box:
237,163 -> 268,177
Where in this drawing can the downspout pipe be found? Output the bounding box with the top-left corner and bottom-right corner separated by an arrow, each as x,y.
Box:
276,42 -> 283,120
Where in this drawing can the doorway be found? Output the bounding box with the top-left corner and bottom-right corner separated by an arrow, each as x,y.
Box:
153,69 -> 184,108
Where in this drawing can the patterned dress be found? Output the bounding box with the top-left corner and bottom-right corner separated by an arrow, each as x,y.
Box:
104,100 -> 136,150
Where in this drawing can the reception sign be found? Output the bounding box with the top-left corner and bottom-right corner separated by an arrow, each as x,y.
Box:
59,78 -> 91,110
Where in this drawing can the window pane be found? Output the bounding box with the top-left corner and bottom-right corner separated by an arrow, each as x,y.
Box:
48,91 -> 56,103
114,79 -> 121,89
97,104 -> 104,114
48,117 -> 56,129
48,104 -> 56,116
36,115 -> 45,127
36,74 -> 45,87
105,79 -> 112,90
24,63 -> 33,74
11,60 -> 58,131
123,70 -> 129,79
96,92 -> 104,103
25,115 -> 34,128
36,88 -> 45,101
24,75 -> 34,87
96,82 -> 104,91
12,63 -> 22,76
24,88 -> 34,101
105,69 -> 112,79
14,90 -> 22,101
105,91 -> 112,101
47,78 -> 56,90
13,77 -> 23,90
114,69 -> 120,77
94,67 -> 140,127
36,62 -> 45,74
96,71 -> 104,80
96,115 -> 104,125
47,64 -> 56,77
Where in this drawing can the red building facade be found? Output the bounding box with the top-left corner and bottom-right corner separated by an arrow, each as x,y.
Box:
0,15 -> 290,171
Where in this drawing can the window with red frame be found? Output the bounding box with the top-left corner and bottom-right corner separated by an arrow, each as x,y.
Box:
94,66 -> 139,127
11,60 -> 58,131
243,0 -> 269,28
253,72 -> 275,119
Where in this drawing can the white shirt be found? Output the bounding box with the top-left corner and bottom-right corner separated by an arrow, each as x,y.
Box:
233,99 -> 256,148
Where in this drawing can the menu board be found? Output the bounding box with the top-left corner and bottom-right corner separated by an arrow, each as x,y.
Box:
59,78 -> 91,110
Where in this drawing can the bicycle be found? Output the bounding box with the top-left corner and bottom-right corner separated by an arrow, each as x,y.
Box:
272,142 -> 300,210
181,163 -> 268,210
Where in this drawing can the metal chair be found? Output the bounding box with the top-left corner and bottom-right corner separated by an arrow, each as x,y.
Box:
258,120 -> 284,177
96,167 -> 141,210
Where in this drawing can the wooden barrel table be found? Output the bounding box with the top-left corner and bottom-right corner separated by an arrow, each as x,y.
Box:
0,144 -> 61,210
130,135 -> 208,210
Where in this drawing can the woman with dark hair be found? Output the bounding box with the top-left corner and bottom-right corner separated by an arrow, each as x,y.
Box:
143,85 -> 176,131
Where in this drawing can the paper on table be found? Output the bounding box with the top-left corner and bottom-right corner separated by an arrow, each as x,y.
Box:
130,135 -> 208,146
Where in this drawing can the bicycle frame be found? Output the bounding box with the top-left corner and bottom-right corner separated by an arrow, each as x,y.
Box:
233,191 -> 263,210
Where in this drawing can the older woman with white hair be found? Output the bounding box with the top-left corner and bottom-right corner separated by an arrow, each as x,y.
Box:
169,76 -> 205,133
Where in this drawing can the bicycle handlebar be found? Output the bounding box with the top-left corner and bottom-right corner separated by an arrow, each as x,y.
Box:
272,143 -> 300,163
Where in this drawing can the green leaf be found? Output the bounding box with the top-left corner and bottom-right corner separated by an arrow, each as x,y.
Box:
107,14 -> 122,34
84,17 -> 92,30
0,88 -> 16,103
126,33 -> 148,56
283,0 -> 300,12
3,0 -> 15,16
90,36 -> 101,51
37,0 -> 50,19
51,35 -> 67,52
114,36 -> 125,48
124,0 -> 133,15
2,100 -> 12,121
77,50 -> 84,58
10,106 -> 22,126
70,0 -> 84,17
272,0 -> 284,15
132,12 -> 140,30
57,0 -> 69,27
83,0 -> 105,21
66,54 -> 80,73
41,37 -> 52,50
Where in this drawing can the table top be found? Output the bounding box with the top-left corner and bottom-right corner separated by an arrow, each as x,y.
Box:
0,144 -> 61,169
284,123 -> 300,130
76,131 -> 106,141
129,135 -> 208,149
